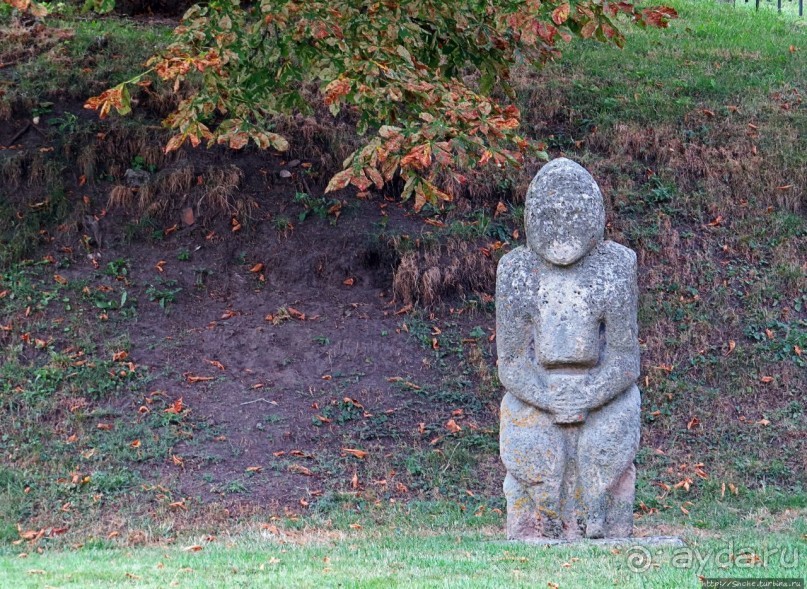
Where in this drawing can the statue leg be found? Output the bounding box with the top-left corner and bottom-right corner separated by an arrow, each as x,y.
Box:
500,393 -> 565,539
577,385 -> 640,538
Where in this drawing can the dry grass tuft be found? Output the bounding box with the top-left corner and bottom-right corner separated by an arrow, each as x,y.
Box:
0,152 -> 27,189
108,185 -> 135,210
391,237 -> 496,307
110,163 -> 250,221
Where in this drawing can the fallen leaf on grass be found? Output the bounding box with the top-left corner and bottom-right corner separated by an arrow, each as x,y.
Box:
184,545 -> 203,552
18,528 -> 44,541
445,419 -> 462,434
164,398 -> 184,414
185,374 -> 214,384
130,440 -> 141,449
206,359 -> 226,370
246,466 -> 263,473
341,448 -> 368,460
112,350 -> 129,362
155,260 -> 166,273
54,274 -> 68,285
287,307 -> 306,320
288,464 -> 313,476
760,376 -> 774,384
96,423 -> 113,431
249,263 -> 264,273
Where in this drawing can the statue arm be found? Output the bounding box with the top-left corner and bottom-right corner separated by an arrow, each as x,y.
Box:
581,253 -> 641,411
495,254 -> 555,411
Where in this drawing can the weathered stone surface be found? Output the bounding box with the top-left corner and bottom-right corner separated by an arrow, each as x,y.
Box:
496,158 -> 641,540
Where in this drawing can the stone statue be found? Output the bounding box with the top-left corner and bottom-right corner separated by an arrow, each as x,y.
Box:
496,158 -> 641,540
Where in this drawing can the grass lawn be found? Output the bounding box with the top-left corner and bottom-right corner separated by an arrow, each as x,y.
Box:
2,498 -> 805,587
0,526 -> 804,588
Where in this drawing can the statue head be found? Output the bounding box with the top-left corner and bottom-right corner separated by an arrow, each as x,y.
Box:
525,158 -> 605,266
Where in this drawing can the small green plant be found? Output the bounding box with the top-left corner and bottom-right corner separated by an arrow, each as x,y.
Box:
146,280 -> 182,310
176,248 -> 191,262
105,258 -> 129,277
294,192 -> 342,224
130,155 -> 156,173
313,335 -> 330,346
47,112 -> 79,134
31,101 -> 53,119
273,216 -> 294,234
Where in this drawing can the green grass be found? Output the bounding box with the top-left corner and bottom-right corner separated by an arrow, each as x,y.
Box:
530,0 -> 806,128
0,500 -> 807,589
0,263 -> 188,543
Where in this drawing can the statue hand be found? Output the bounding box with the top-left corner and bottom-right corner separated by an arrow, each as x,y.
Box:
545,374 -> 588,424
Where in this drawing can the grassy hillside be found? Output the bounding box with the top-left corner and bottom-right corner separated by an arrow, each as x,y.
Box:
0,0 -> 804,579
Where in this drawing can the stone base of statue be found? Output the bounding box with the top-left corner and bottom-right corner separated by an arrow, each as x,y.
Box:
511,536 -> 685,547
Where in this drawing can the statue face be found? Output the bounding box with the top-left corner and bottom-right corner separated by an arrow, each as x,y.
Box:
525,159 -> 605,266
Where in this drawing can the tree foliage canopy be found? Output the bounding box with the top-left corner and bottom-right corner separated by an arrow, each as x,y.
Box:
5,0 -> 677,209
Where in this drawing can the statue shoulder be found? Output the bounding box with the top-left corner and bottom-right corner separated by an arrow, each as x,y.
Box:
497,246 -> 534,279
596,241 -> 637,271
496,246 -> 541,305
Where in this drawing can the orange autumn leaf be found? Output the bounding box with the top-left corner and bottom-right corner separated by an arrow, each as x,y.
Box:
185,374 -> 214,383
287,307 -> 306,320
445,419 -> 462,434
552,3 -> 570,25
249,263 -> 264,273
164,398 -> 184,414
288,464 -> 313,476
206,359 -> 226,370
341,448 -> 368,460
